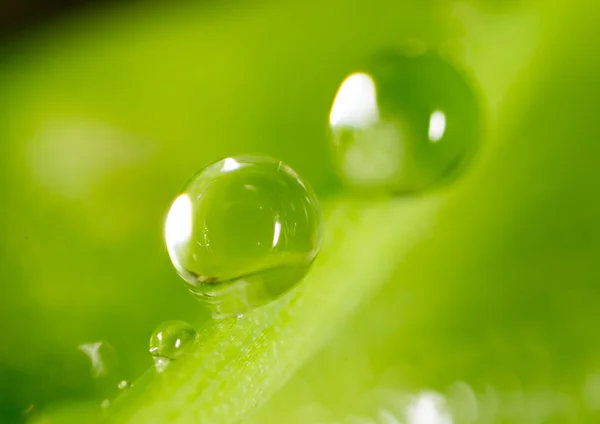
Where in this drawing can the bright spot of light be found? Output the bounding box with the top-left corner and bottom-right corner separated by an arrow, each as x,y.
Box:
165,194 -> 193,247
175,338 -> 181,348
272,221 -> 282,247
165,194 -> 193,270
428,110 -> 446,142
222,157 -> 241,172
329,72 -> 379,129
407,392 -> 453,424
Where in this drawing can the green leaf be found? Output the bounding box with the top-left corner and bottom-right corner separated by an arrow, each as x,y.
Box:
109,197 -> 440,423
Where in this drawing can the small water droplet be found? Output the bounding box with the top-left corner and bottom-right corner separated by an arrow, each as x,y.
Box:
149,320 -> 198,372
117,380 -> 132,390
329,49 -> 481,194
165,156 -> 323,317
78,341 -> 117,379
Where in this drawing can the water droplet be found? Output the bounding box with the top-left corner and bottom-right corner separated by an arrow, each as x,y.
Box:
78,341 -> 117,379
149,320 -> 198,372
329,50 -> 481,194
117,380 -> 131,390
165,156 -> 323,316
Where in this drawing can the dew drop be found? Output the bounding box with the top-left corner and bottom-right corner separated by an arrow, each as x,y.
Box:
149,320 -> 198,372
165,156 -> 323,317
329,49 -> 481,194
78,341 -> 117,379
117,380 -> 132,390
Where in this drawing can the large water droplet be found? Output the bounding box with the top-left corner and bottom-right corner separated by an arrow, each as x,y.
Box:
149,320 -> 198,372
165,156 -> 323,317
329,50 -> 481,194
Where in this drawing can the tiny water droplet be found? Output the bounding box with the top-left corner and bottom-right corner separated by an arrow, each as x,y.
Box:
329,49 -> 481,194
165,156 -> 323,317
78,341 -> 117,379
117,380 -> 131,390
149,320 -> 198,372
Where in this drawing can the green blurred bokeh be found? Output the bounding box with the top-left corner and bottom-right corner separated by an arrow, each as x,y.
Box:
2,0 -> 600,422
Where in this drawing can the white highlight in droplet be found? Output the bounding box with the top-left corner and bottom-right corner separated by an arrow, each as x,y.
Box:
428,110 -> 446,142
153,356 -> 170,373
329,72 -> 379,129
272,221 -> 282,247
222,157 -> 241,172
165,194 -> 193,270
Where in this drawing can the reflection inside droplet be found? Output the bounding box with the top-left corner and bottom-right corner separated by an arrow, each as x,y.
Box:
153,356 -> 170,373
329,72 -> 379,129
428,110 -> 446,142
272,221 -> 282,247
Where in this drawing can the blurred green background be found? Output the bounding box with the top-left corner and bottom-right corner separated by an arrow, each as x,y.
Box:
2,0 -> 600,422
